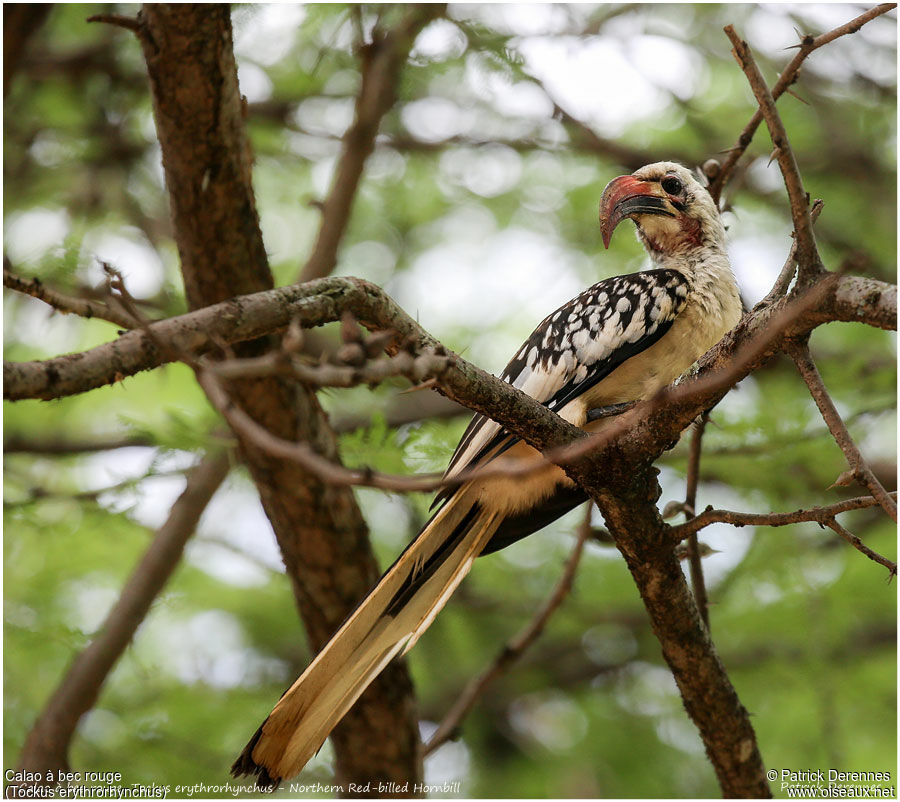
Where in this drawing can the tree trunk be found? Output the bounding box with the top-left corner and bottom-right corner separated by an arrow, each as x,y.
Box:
138,4 -> 422,789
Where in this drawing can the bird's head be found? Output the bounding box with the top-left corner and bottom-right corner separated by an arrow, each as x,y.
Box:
598,162 -> 723,256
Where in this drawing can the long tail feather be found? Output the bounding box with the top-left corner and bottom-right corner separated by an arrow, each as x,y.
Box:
231,490 -> 502,788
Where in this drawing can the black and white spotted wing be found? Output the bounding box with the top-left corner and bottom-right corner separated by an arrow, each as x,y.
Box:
435,269 -> 689,505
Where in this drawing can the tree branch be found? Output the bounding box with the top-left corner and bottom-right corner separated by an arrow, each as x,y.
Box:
4,260 -> 140,330
4,272 -> 895,404
683,413 -> 711,629
85,13 -> 143,35
825,517 -> 897,576
670,491 -> 898,541
708,4 -> 896,203
424,504 -> 593,757
298,5 -> 446,283
757,198 -> 824,307
725,25 -> 823,281
786,339 -> 897,522
3,433 -> 156,455
15,451 -> 231,781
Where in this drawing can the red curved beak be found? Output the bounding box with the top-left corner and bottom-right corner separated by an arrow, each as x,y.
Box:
598,175 -> 674,249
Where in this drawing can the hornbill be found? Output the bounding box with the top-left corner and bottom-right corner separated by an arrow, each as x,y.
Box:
232,161 -> 743,787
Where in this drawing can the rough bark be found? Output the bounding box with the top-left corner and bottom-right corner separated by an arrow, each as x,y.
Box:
137,5 -> 421,789
5,273 -> 894,404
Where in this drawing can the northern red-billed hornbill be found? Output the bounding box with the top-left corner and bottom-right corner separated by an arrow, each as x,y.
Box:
232,161 -> 743,787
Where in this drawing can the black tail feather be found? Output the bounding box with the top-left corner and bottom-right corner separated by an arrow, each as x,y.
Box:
231,723 -> 279,791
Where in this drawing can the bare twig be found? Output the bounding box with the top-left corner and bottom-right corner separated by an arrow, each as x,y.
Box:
4,260 -> 140,330
208,345 -> 451,389
786,339 -> 897,522
3,395 -> 465,455
709,4 -> 896,202
725,25 -> 823,281
298,5 -> 446,283
16,451 -> 231,780
683,412 -> 710,629
424,503 -> 593,756
671,491 -> 898,540
825,517 -> 897,576
197,362 -> 446,492
5,466 -> 195,509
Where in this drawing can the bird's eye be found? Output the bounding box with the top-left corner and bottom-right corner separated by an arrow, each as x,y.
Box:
661,176 -> 683,195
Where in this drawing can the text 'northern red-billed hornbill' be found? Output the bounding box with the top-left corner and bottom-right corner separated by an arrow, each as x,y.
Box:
232,161 -> 743,788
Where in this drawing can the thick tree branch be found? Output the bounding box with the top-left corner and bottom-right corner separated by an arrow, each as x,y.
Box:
786,339 -> 897,522
708,4 -> 896,203
15,451 -> 230,781
4,273 -> 895,404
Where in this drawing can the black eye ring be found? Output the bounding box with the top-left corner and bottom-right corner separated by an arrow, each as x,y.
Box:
661,175 -> 683,195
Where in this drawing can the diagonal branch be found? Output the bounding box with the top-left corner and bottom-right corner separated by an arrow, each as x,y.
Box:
298,5 -> 446,283
708,4 -> 896,203
15,450 -> 231,781
725,25 -> 823,281
4,259 -> 140,330
423,504 -> 593,757
786,339 -> 897,522
757,199 -> 824,307
825,517 -> 897,576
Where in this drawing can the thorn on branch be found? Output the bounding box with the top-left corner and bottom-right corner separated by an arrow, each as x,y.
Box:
785,88 -> 810,105
827,469 -> 857,490
86,13 -> 142,33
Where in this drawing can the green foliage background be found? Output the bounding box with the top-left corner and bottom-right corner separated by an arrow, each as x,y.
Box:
4,4 -> 896,798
